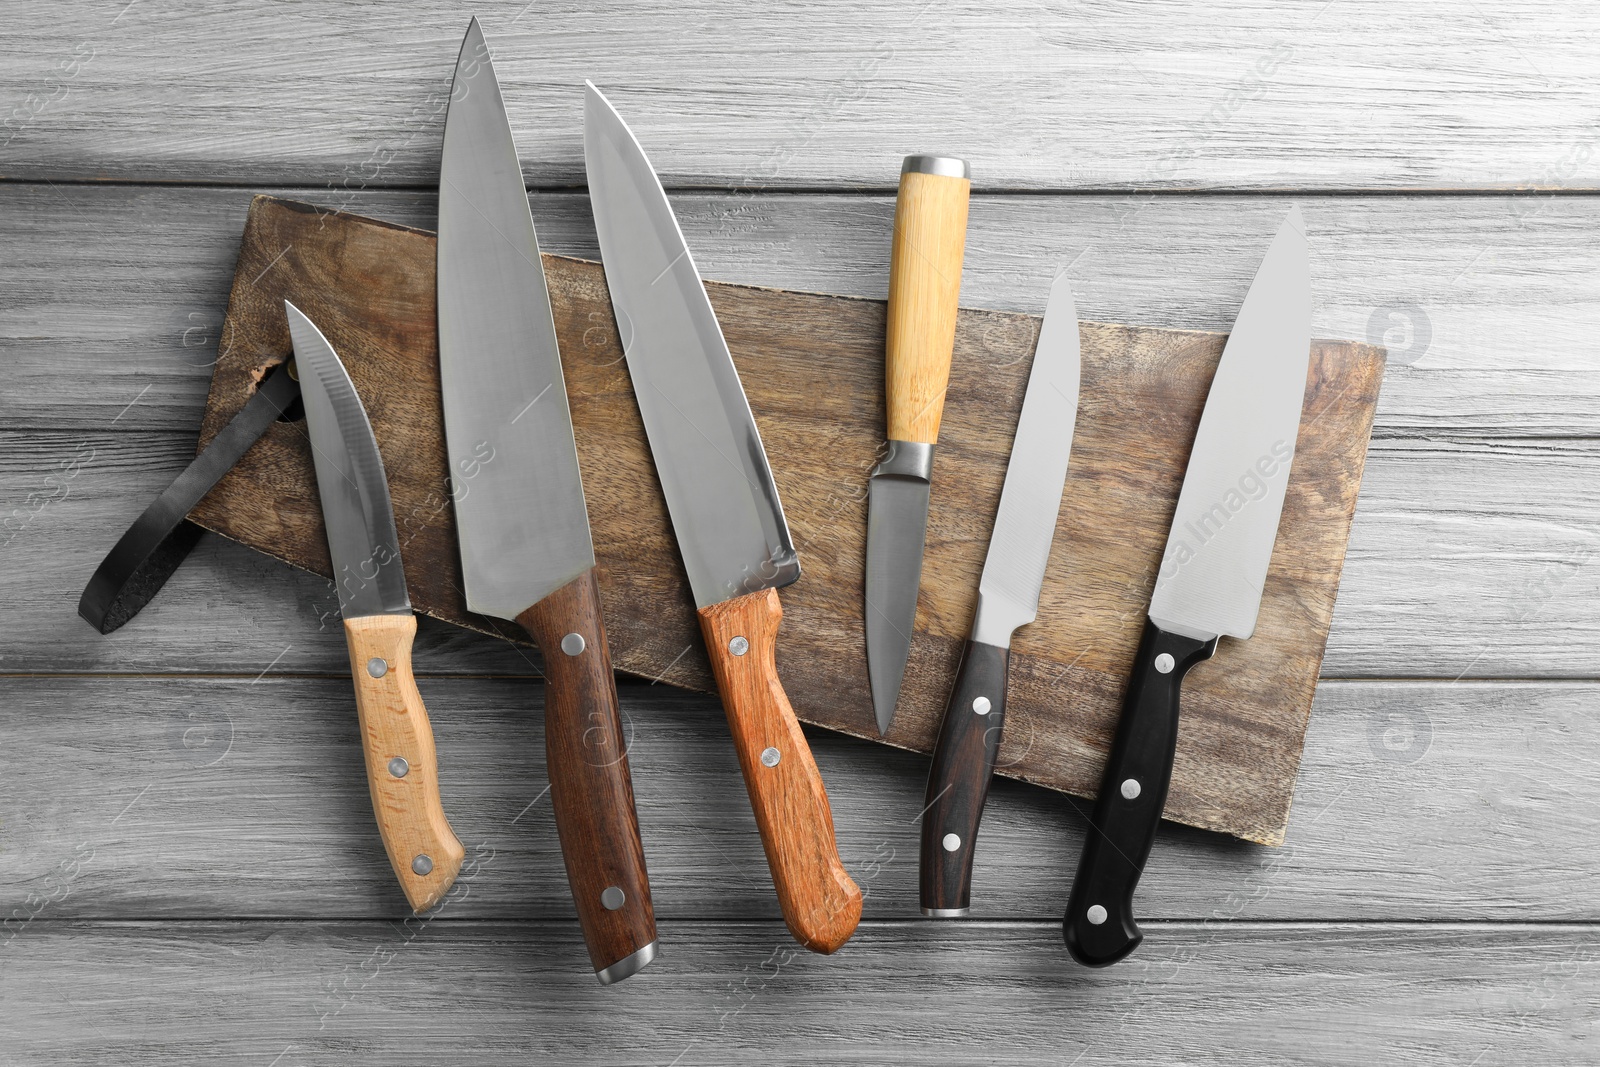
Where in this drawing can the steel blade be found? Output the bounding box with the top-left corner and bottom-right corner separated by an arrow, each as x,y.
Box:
1148,207 -> 1312,641
970,272 -> 1082,649
583,82 -> 799,609
438,18 -> 594,622
285,301 -> 411,619
864,460 -> 930,733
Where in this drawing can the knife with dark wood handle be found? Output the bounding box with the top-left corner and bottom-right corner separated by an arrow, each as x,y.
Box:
437,18 -> 657,984
919,274 -> 1081,917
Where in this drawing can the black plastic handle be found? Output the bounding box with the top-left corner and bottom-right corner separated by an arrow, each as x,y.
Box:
920,639 -> 1009,916
1064,619 -> 1217,965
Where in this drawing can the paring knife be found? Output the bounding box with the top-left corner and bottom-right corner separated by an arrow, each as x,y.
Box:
866,155 -> 971,736
436,21 -> 657,985
584,82 -> 863,954
920,273 -> 1081,917
284,302 -> 465,913
1064,208 -> 1311,966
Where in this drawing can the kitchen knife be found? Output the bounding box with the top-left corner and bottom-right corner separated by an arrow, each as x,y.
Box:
920,273 -> 1081,916
584,82 -> 862,954
1064,208 -> 1311,966
437,19 -> 657,985
284,301 -> 465,913
866,155 -> 971,736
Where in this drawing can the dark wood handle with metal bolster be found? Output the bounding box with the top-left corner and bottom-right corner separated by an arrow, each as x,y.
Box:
919,638 -> 1009,916
517,568 -> 658,984
698,587 -> 863,954
1064,618 -> 1217,966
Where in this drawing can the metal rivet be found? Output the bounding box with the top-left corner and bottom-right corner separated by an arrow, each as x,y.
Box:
601,886 -> 626,911
942,833 -> 961,852
760,746 -> 781,768
1120,778 -> 1141,800
412,855 -> 433,876
1086,904 -> 1107,925
367,657 -> 388,678
388,757 -> 409,779
285,358 -> 300,382
729,636 -> 750,656
560,632 -> 586,656
1154,653 -> 1175,674
972,695 -> 992,716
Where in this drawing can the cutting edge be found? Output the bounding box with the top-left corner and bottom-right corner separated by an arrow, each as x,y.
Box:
583,81 -> 800,610
1148,206 -> 1313,641
970,272 -> 1082,648
284,300 -> 411,619
437,16 -> 596,621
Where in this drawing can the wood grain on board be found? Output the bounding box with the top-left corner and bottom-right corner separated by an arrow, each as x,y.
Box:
191,196 -> 1384,845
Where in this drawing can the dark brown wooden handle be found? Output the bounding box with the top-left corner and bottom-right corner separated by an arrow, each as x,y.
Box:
919,638 -> 1009,915
698,587 -> 862,954
516,569 -> 658,984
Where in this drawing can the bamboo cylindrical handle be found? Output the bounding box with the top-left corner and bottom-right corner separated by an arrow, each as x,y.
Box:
885,155 -> 971,444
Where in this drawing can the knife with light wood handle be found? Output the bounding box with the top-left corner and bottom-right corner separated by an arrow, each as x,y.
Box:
285,302 -> 465,914
586,81 -> 862,954
866,155 -> 971,736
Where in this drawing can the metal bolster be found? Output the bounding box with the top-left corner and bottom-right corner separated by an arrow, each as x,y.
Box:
921,906 -> 970,918
872,439 -> 935,481
970,591 -> 1023,651
901,155 -> 971,180
595,940 -> 659,986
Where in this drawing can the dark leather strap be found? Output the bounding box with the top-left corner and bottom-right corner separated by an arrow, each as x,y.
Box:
78,363 -> 302,634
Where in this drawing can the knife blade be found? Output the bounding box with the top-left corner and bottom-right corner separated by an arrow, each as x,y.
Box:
1063,207 -> 1311,966
866,154 -> 971,737
285,301 -> 465,913
584,81 -> 862,955
437,18 -> 657,985
918,273 -> 1081,916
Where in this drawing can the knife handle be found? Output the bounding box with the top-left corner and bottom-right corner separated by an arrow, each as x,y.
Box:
343,614 -> 465,913
885,155 -> 971,444
919,638 -> 1009,916
1064,619 -> 1217,966
516,568 -> 658,984
698,588 -> 862,954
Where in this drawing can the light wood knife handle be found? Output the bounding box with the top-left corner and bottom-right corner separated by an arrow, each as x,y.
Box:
516,569 -> 658,983
343,614 -> 465,913
886,155 -> 971,444
698,588 -> 862,954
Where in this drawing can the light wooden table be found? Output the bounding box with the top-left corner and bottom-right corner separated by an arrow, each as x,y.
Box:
3,2 -> 1598,1063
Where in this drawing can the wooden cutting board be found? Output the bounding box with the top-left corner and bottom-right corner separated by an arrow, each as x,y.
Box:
193,195 -> 1384,845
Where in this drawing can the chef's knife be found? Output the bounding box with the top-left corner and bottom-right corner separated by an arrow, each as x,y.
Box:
437,20 -> 657,985
584,82 -> 862,954
920,273 -> 1080,916
1064,208 -> 1311,966
866,155 -> 971,736
285,301 -> 465,913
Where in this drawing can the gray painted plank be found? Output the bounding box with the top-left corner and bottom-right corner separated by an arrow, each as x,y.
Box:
2,1 -> 1599,192
2,676 -> 1595,922
0,920 -> 1593,1065
6,183 -> 1600,437
9,429 -> 1600,679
